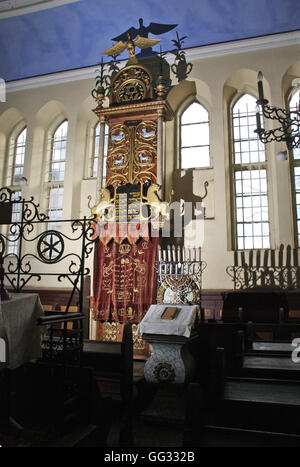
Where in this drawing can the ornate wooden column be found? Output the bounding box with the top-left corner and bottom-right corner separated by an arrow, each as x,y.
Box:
95,115 -> 106,202
156,107 -> 164,195
94,103 -> 173,190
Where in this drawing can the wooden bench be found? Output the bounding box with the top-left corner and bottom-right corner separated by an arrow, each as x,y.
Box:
35,310 -> 94,427
221,289 -> 300,347
222,290 -> 289,323
38,307 -> 85,366
82,323 -> 133,405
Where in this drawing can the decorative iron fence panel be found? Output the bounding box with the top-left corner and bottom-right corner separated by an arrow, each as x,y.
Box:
0,187 -> 96,315
227,244 -> 300,289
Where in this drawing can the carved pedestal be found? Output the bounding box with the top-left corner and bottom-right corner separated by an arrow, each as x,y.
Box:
142,334 -> 196,384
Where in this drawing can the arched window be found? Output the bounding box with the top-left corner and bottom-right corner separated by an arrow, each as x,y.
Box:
6,125 -> 27,186
4,125 -> 27,254
289,87 -> 300,245
231,94 -> 270,250
46,120 -> 68,230
90,122 -> 109,183
180,101 -> 210,169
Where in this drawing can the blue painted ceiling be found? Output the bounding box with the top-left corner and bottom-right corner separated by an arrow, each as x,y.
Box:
0,0 -> 299,82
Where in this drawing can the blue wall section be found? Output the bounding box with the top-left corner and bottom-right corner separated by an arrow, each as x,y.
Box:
0,0 -> 299,81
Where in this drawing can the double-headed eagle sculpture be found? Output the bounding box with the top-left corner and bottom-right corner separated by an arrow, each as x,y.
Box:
102,18 -> 177,64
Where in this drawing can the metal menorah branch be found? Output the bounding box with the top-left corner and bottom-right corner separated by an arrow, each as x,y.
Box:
155,246 -> 206,304
156,260 -> 205,288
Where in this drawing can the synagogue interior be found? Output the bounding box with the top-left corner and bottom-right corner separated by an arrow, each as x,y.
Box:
0,0 -> 300,448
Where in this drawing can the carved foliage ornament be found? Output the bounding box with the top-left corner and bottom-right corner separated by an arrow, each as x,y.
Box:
154,362 -> 175,383
106,120 -> 157,186
110,65 -> 153,104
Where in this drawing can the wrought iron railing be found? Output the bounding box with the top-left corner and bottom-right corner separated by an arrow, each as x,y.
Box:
0,187 -> 96,313
0,187 -> 97,364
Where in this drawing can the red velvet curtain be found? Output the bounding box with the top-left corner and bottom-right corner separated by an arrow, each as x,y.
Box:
93,236 -> 158,323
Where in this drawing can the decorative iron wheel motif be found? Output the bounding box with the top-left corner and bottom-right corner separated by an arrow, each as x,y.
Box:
154,362 -> 175,383
37,231 -> 64,263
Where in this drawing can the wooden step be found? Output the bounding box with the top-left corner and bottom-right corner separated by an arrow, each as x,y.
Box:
251,341 -> 294,353
224,377 -> 300,405
243,355 -> 300,371
195,425 -> 300,447
240,355 -> 300,380
213,377 -> 300,435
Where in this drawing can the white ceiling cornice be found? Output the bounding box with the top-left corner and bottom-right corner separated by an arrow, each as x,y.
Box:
0,0 -> 79,18
6,30 -> 300,93
183,30 -> 300,61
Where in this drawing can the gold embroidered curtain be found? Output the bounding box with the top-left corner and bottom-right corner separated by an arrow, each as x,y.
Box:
93,237 -> 158,323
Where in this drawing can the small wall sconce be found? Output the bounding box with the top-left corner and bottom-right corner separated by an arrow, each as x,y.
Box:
255,71 -> 300,150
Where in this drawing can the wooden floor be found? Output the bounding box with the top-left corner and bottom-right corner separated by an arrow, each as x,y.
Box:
2,341 -> 300,447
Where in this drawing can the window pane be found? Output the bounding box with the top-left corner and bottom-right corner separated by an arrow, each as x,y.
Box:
293,162 -> 300,244
91,122 -> 109,180
47,187 -> 64,232
7,191 -> 22,255
11,127 -> 27,185
181,122 -> 209,147
181,102 -> 208,124
49,121 -> 68,183
181,146 -> 210,169
180,102 -> 210,169
232,95 -> 270,249
290,88 -> 300,244
289,89 -> 299,160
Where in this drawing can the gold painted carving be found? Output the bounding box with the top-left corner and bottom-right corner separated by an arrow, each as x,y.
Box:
88,187 -> 115,220
132,121 -> 157,184
106,123 -> 130,186
102,34 -> 161,67
106,120 -> 157,186
143,183 -> 169,218
118,79 -> 146,103
132,323 -> 147,351
94,100 -> 175,124
110,65 -> 153,105
103,321 -> 120,341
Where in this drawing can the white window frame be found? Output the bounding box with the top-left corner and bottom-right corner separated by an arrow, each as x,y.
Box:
43,118 -> 68,230
288,87 -> 300,246
179,100 -> 210,170
86,120 -> 109,185
230,93 -> 271,250
5,122 -> 27,188
6,190 -> 22,256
